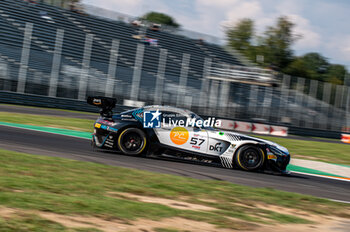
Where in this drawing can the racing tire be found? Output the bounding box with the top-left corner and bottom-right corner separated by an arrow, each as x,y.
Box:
117,128 -> 147,155
234,145 -> 265,171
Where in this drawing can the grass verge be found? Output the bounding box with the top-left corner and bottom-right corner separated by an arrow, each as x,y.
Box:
0,149 -> 349,231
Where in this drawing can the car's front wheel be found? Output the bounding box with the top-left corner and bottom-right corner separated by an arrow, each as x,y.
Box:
234,145 -> 265,171
117,128 -> 147,155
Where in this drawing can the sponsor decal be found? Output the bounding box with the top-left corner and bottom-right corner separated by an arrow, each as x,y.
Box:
132,108 -> 144,122
268,154 -> 277,160
106,126 -> 118,132
170,127 -> 189,145
94,123 -> 101,128
209,142 -> 223,152
143,110 -> 162,128
99,124 -> 118,132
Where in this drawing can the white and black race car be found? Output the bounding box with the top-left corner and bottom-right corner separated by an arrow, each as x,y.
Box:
88,96 -> 290,174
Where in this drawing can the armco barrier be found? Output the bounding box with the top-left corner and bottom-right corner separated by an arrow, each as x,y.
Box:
216,119 -> 289,137
341,134 -> 350,144
234,121 -> 252,133
218,119 -> 235,130
251,123 -> 270,135
270,125 -> 288,137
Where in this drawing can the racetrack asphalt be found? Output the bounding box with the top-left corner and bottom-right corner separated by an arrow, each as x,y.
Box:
1,125 -> 349,202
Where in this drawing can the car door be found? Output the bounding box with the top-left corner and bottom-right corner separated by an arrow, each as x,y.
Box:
153,110 -> 209,154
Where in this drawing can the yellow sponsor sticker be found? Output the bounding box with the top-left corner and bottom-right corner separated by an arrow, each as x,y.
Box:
95,123 -> 101,128
268,154 -> 277,160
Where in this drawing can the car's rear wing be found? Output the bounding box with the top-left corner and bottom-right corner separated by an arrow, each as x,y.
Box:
87,96 -> 116,118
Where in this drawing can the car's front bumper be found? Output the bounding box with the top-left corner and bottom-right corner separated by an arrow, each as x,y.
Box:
266,146 -> 290,173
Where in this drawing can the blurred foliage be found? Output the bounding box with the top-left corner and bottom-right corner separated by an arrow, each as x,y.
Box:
142,12 -> 180,28
226,17 -> 348,85
227,18 -> 254,52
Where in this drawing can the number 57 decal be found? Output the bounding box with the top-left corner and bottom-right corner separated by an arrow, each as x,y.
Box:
190,137 -> 205,146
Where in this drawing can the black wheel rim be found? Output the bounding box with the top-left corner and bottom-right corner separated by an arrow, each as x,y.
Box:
121,132 -> 144,152
241,148 -> 261,168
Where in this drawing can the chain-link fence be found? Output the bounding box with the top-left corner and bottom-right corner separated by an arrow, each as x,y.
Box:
0,22 -> 349,132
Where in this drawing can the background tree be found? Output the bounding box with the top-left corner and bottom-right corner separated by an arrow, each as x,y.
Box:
262,16 -> 297,71
225,19 -> 254,57
142,12 -> 180,28
325,64 -> 347,85
225,16 -> 348,84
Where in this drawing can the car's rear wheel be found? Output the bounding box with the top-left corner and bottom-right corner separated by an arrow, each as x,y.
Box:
117,128 -> 147,155
234,145 -> 265,171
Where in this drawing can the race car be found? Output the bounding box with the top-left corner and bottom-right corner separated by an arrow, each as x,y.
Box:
88,96 -> 290,174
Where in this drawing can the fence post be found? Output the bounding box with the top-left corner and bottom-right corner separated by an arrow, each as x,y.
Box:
346,86 -> 350,132
322,82 -> 332,129
209,80 -> 219,114
176,53 -> 190,107
17,22 -> 33,93
262,86 -> 273,120
78,33 -> 93,100
307,80 -> 318,128
199,58 -> 212,110
130,43 -> 145,101
105,39 -> 120,97
248,85 -> 258,118
279,75 -> 291,123
154,48 -> 167,105
48,29 -> 64,97
219,80 -> 230,117
296,77 -> 305,126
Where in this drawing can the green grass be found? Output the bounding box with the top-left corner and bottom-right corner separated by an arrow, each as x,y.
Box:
255,135 -> 350,165
0,149 -> 349,231
0,112 -> 94,133
1,111 -> 349,165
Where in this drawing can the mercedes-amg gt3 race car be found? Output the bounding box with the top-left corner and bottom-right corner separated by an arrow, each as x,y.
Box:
88,96 -> 290,174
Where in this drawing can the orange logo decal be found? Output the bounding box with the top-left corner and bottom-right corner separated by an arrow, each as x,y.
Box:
170,127 -> 189,145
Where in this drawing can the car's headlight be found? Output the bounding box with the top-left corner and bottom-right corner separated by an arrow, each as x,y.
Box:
266,145 -> 289,160
269,146 -> 284,156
